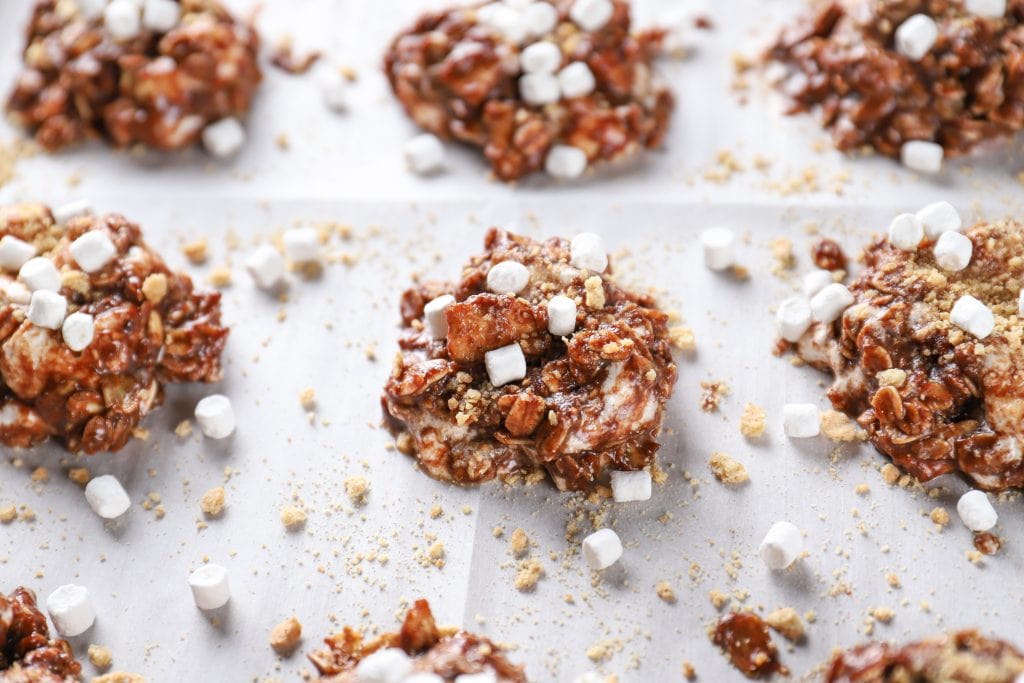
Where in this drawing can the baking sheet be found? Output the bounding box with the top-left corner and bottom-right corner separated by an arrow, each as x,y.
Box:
1,1 -> 1023,681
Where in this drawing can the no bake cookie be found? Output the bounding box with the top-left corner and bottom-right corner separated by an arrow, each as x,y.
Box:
384,0 -> 673,181
308,599 -> 526,682
766,0 -> 1024,162
6,0 -> 261,153
0,587 -> 81,683
383,228 -> 678,492
0,203 -> 228,453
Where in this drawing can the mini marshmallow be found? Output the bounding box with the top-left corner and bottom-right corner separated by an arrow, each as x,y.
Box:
915,201 -> 961,239
570,0 -> 614,31
933,230 -> 973,272
895,14 -> 938,61
353,648 -> 413,683
700,227 -> 735,271
582,528 -> 622,570
52,199 -> 92,224
803,269 -> 833,298
775,297 -> 812,343
520,41 -> 562,74
887,213 -> 924,251
558,61 -> 596,98
965,0 -> 1006,16
901,140 -> 943,174
62,311 -> 95,352
455,674 -> 497,683
78,0 -> 109,19
570,232 -> 607,272
282,227 -> 320,263
188,564 -> 230,610
487,260 -> 530,294
19,257 -> 61,292
547,295 -> 577,336
783,403 -> 820,438
28,290 -> 67,330
245,245 -> 285,290
0,236 -> 36,271
610,470 -> 652,502
319,68 -> 349,112
104,0 -> 142,41
482,4 -> 527,44
519,72 -> 560,106
484,343 -> 526,387
70,230 -> 117,273
404,133 -> 445,175
957,490 -> 998,532
810,283 -> 853,323
46,585 -> 96,637
545,145 -> 587,180
142,0 -> 180,32
84,475 -> 131,519
523,2 -> 559,36
202,117 -> 246,159
195,394 -> 235,439
424,294 -> 455,340
950,294 -> 994,339
758,521 -> 802,570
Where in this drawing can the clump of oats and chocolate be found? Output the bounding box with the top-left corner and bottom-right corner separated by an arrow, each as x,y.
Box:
0,586 -> 82,682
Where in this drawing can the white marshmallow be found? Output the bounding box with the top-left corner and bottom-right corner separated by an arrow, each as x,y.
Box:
28,290 -> 67,330
424,294 -> 455,340
895,14 -> 938,60
84,475 -> 131,519
758,521 -> 802,570
887,213 -> 924,251
570,232 -> 607,272
783,403 -> 820,438
62,311 -> 95,351
523,2 -> 559,36
482,4 -> 527,44
403,133 -> 445,175
487,260 -> 530,294
547,295 -> 577,336
610,470 -> 652,502
957,490 -> 998,532
803,269 -> 833,298
202,117 -> 246,158
142,0 -> 180,32
353,648 -> 413,683
78,0 -> 109,20
484,343 -> 526,387
19,257 -> 62,292
916,201 -> 961,239
545,145 -> 587,179
195,394 -> 235,439
520,41 -> 562,74
455,674 -> 497,683
282,227 -> 320,263
188,564 -> 231,610
810,283 -> 853,323
950,294 -> 994,339
558,61 -> 596,98
319,69 -> 349,112
104,0 -> 142,41
775,297 -> 812,343
46,585 -> 96,637
245,245 -> 285,290
0,236 -> 36,271
700,227 -> 734,271
933,231 -> 973,272
406,675 -> 445,683
570,0 -> 614,32
52,199 -> 92,224
582,528 -> 622,570
519,72 -> 561,106
70,230 -> 117,272
965,0 -> 1006,16
901,140 -> 943,174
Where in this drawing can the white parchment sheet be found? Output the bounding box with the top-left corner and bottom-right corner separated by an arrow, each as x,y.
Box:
1,1 -> 1023,681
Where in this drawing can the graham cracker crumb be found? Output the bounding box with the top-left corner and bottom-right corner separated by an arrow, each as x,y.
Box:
299,387 -> 316,410
509,528 -> 530,558
141,273 -> 168,304
739,403 -> 766,438
280,505 -> 307,530
344,476 -> 369,506
669,326 -> 696,351
182,238 -> 208,264
682,661 -> 697,680
709,452 -> 749,485
930,507 -> 950,528
655,581 -> 677,604
200,487 -> 226,518
584,276 -> 606,308
820,410 -> 866,442
700,381 -> 730,412
766,607 -> 805,642
514,559 -> 544,591
881,464 -> 901,485
87,644 -> 112,670
269,616 -> 303,656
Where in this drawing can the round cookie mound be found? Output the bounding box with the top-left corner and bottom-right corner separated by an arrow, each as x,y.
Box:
383,228 -> 678,492
795,220 -> 1024,491
6,0 -> 261,152
825,630 -> 1024,682
308,600 -> 527,682
0,586 -> 82,682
